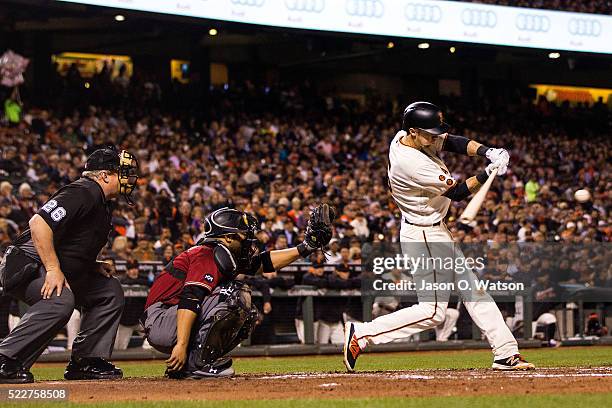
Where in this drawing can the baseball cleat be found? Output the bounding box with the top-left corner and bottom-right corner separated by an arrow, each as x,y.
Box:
64,357 -> 123,380
183,358 -> 235,379
343,322 -> 361,372
0,354 -> 34,384
492,354 -> 535,371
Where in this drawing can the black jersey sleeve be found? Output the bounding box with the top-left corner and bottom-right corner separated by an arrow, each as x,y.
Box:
37,186 -> 92,239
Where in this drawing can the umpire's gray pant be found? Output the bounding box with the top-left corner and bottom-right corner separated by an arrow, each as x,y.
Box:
0,267 -> 124,369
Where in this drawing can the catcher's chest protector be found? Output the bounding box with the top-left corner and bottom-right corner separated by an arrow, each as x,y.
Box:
188,280 -> 259,370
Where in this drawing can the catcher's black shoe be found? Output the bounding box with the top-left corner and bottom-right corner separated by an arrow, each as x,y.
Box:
0,354 -> 34,384
64,357 -> 123,380
184,358 -> 235,379
492,354 -> 535,371
165,358 -> 234,380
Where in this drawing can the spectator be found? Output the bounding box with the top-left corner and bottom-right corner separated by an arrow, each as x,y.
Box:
132,240 -> 156,262
350,213 -> 370,239
525,177 -> 539,203
277,218 -> 299,247
317,265 -> 356,344
326,239 -> 342,264
372,268 -> 410,318
107,236 -> 130,261
159,244 -> 175,265
244,276 -> 273,345
115,260 -> 149,350
274,235 -> 288,250
295,252 -> 327,343
153,227 -> 173,254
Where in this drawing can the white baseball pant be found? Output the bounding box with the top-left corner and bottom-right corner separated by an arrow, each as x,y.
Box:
353,223 -> 519,360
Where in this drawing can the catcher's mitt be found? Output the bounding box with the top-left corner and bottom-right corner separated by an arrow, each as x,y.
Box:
303,203 -> 336,253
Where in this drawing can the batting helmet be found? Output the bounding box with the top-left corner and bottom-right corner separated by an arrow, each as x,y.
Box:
401,102 -> 449,135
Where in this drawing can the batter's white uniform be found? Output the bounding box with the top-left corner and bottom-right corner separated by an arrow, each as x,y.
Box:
352,131 -> 519,360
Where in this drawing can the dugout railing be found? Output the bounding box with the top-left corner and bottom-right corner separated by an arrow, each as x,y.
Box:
113,261 -> 611,345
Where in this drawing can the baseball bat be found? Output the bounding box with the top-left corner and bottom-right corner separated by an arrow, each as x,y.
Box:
459,167 -> 498,223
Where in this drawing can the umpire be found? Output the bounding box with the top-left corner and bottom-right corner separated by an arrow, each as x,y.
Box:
0,148 -> 139,383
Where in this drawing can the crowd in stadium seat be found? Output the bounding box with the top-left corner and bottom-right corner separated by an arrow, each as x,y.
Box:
454,0 -> 611,14
0,62 -> 610,344
0,66 -> 610,286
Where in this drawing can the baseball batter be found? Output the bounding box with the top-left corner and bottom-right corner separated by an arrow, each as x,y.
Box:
343,102 -> 535,371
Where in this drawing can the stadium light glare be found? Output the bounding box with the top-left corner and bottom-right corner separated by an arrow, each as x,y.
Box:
387,42 -> 394,49
548,52 -> 561,59
84,82 -> 90,89
450,46 -> 456,54
114,15 -> 125,22
209,28 -> 218,36
418,43 -> 430,49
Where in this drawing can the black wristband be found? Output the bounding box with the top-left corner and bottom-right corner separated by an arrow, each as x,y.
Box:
297,242 -> 314,258
476,171 -> 489,184
178,285 -> 207,313
260,251 -> 275,273
476,146 -> 490,156
178,296 -> 200,313
443,182 -> 470,202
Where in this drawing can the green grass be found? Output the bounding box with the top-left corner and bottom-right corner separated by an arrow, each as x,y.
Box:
30,346 -> 612,380
3,394 -> 612,408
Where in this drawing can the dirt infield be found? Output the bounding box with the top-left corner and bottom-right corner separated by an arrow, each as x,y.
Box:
3,367 -> 611,402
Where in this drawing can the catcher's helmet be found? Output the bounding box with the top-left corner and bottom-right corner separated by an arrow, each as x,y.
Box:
401,101 -> 449,135
200,208 -> 258,241
199,208 -> 260,275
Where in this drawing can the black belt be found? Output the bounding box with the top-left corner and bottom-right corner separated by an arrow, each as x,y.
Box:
403,219 -> 441,227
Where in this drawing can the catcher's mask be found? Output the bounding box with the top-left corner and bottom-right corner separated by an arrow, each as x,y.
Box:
198,207 -> 260,275
85,148 -> 139,206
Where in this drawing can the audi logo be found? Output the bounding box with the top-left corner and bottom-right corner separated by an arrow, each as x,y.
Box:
345,0 -> 384,18
516,13 -> 550,32
461,8 -> 496,28
231,0 -> 265,6
404,3 -> 442,23
568,18 -> 601,37
285,0 -> 325,13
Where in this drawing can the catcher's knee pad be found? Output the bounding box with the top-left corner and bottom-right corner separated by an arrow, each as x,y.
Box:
189,281 -> 259,369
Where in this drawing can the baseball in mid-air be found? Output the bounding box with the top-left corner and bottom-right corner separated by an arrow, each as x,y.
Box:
574,189 -> 591,203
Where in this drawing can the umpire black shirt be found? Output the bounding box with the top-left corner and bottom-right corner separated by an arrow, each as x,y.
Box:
14,177 -> 112,279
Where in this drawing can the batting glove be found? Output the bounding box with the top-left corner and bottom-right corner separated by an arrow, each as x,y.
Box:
485,148 -> 509,165
485,161 -> 508,176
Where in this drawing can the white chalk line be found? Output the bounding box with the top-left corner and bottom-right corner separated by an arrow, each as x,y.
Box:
319,383 -> 340,387
258,367 -> 612,381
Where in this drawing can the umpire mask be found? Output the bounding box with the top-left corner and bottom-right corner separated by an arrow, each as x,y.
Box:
199,208 -> 260,277
117,150 -> 139,206
85,148 -> 139,206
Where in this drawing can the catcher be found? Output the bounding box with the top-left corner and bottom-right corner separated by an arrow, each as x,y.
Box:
142,205 -> 334,379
